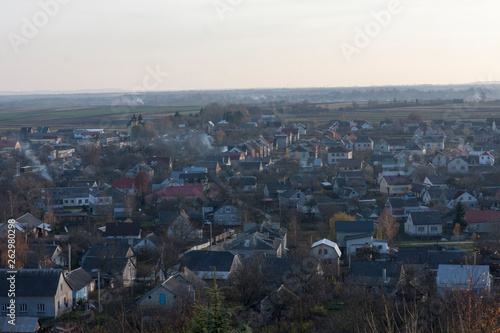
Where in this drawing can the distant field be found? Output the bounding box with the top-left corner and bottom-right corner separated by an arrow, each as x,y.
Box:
0,105 -> 200,131
286,101 -> 500,123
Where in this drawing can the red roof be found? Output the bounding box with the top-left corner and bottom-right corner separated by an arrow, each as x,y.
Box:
465,209 -> 500,223
112,178 -> 136,189
0,140 -> 18,148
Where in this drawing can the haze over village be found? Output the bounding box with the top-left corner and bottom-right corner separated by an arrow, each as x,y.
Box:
1,1 -> 500,333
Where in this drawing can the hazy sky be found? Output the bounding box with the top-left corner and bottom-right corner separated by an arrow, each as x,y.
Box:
1,0 -> 500,92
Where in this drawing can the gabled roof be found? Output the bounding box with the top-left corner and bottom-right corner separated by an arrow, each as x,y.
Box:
105,222 -> 141,237
65,267 -> 94,291
311,239 -> 341,257
84,243 -> 133,258
82,256 -> 131,278
437,264 -> 490,288
16,213 -> 42,228
0,317 -> 39,333
335,221 -> 374,233
388,197 -> 420,209
382,175 -> 411,185
112,178 -> 136,189
349,261 -> 401,286
465,209 -> 500,223
409,211 -> 442,225
0,269 -> 63,297
180,250 -> 237,273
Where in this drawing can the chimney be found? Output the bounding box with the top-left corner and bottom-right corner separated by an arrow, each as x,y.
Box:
382,269 -> 387,284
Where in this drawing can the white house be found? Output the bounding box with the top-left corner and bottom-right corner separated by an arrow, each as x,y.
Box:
446,191 -> 478,209
479,152 -> 494,165
405,211 -> 443,237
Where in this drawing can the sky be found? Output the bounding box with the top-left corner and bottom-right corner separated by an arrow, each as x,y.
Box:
1,0 -> 500,92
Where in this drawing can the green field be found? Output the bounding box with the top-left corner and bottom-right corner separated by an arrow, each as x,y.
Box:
0,105 -> 200,131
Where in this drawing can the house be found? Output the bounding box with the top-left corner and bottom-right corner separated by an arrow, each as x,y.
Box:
436,265 -> 491,295
212,204 -> 242,227
146,156 -> 173,171
193,161 -> 221,174
432,152 -> 449,167
310,239 -> 342,276
165,211 -> 202,240
89,185 -> 131,218
337,158 -> 363,171
354,136 -> 373,151
64,268 -> 95,302
126,162 -> 154,179
133,233 -> 162,254
404,211 -> 443,237
105,221 -> 142,245
423,175 -> 450,188
41,187 -> 91,210
465,209 -> 500,234
228,176 -> 257,192
136,268 -> 206,307
348,261 -> 401,293
81,243 -> 136,288
479,151 -> 494,165
179,250 -> 241,281
228,232 -> 284,259
112,178 -> 137,196
335,221 -> 374,247
448,157 -> 469,174
326,146 -> 353,165
290,145 -> 316,161
0,139 -> 21,151
0,269 -> 73,318
263,181 -> 292,199
446,191 -> 478,209
386,197 -> 425,218
380,175 -> 412,196
424,136 -> 445,151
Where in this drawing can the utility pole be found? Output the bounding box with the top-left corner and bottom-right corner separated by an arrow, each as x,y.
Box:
97,269 -> 101,313
130,261 -> 134,296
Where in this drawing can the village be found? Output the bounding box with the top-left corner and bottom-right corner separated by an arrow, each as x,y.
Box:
0,102 -> 500,332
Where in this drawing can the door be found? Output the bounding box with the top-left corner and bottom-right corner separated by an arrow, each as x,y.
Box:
159,294 -> 166,305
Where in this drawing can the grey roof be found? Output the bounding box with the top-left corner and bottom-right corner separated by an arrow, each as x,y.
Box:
229,234 -> 277,252
157,211 -> 178,226
0,269 -> 62,297
265,182 -> 292,194
84,243 -> 132,258
180,250 -> 236,273
349,261 -> 401,286
335,221 -> 374,233
0,317 -> 39,333
427,250 -> 466,269
105,222 -> 141,237
409,211 -> 442,225
425,175 -> 450,185
388,197 -> 420,209
16,213 -> 42,228
383,175 -> 411,185
65,267 -> 94,291
437,264 -> 490,288
81,257 -> 130,278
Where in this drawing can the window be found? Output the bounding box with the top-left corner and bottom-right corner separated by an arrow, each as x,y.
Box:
64,200 -> 68,204
324,249 -> 328,255
417,227 -> 424,232
60,284 -> 63,291
318,249 -> 322,255
430,227 -> 438,232
70,200 -> 74,204
218,216 -> 223,222
85,199 -> 88,203
225,207 -> 231,213
37,304 -> 45,312
78,199 -> 82,204
461,166 -> 465,170
19,304 -> 27,312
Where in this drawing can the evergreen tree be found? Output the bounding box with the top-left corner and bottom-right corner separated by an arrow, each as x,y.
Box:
453,202 -> 467,231
188,278 -> 237,333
